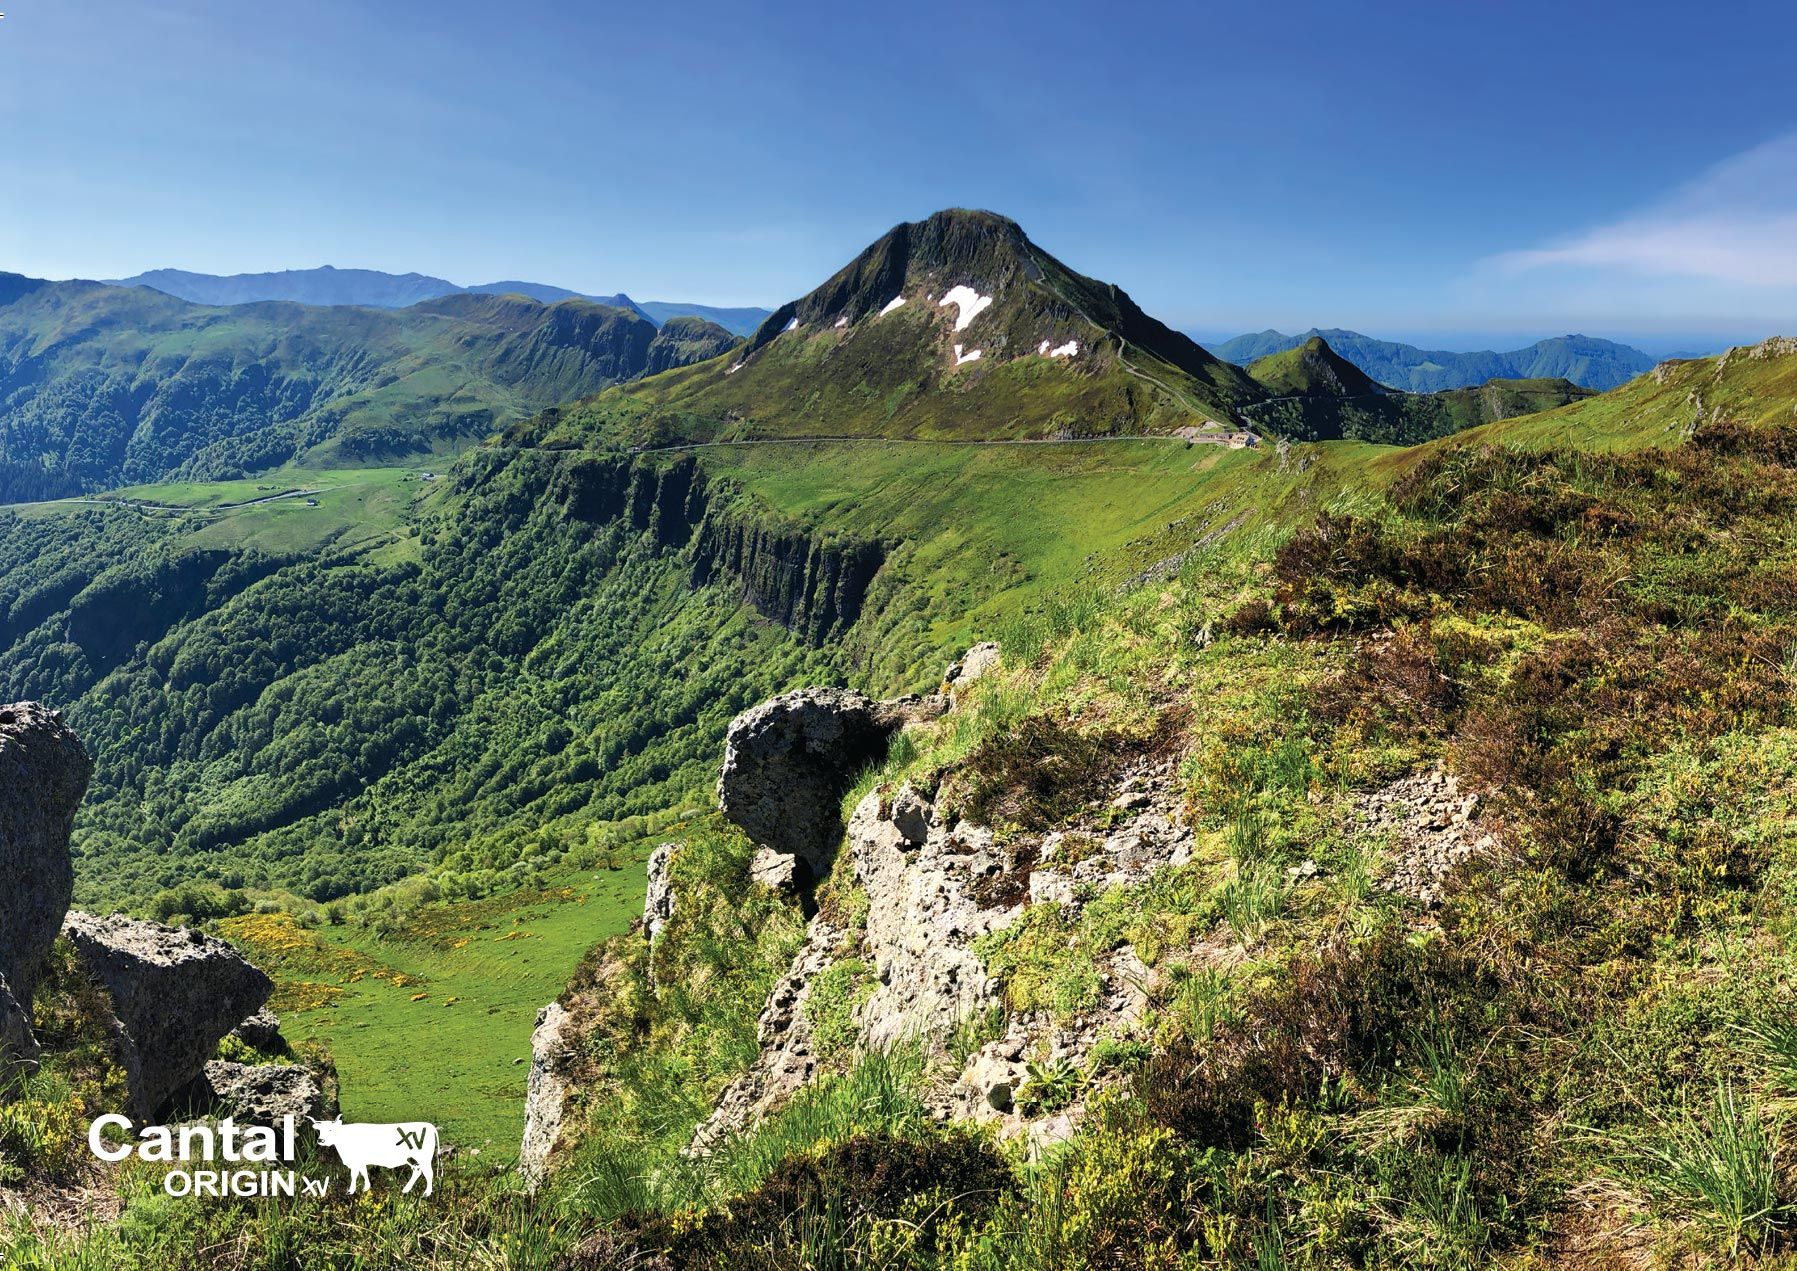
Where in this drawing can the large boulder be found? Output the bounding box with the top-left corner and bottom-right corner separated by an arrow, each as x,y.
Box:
945,642 -> 1001,694
62,912 -> 273,1119
519,1001 -> 573,1188
717,688 -> 901,872
0,703 -> 91,1007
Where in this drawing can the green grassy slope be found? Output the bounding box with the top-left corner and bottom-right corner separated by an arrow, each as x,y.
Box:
218,853 -> 650,1151
7,321 -> 1797,1267
491,333 -> 1797,1268
1247,334 -> 1385,397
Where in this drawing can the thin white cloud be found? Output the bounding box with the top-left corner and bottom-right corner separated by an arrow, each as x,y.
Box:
1494,133 -> 1797,286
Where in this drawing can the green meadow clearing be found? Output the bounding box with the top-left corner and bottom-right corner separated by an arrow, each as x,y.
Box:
7,464 -> 434,557
220,852 -> 650,1154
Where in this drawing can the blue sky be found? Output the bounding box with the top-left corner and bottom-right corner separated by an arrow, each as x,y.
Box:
2,0 -> 1794,351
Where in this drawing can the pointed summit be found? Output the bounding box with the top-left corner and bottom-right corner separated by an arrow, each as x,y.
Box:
1247,335 -> 1384,399
741,209 -> 1040,355
571,209 -> 1264,445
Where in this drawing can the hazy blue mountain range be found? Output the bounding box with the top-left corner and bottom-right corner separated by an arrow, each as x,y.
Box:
106,266 -> 771,336
635,301 -> 772,337
1205,327 -> 1659,392
111,266 -> 461,309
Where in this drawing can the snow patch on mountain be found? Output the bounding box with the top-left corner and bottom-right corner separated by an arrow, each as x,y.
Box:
939,286 -> 993,332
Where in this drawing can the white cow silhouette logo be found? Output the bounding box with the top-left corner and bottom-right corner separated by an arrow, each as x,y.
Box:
311,1118 -> 438,1195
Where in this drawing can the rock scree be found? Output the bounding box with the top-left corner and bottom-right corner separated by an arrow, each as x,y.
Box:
62,912 -> 274,1119
0,702 -> 92,1008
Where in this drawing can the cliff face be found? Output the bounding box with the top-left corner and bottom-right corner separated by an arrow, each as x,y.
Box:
0,702 -> 91,1008
548,453 -> 884,645
645,316 -> 741,376
689,510 -> 884,646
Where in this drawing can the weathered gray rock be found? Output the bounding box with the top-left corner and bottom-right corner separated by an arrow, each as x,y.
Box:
520,1002 -> 573,1188
945,642 -> 1001,692
62,912 -> 273,1119
0,973 -> 39,1083
0,703 -> 91,1008
689,918 -> 846,1154
695,757 -> 1200,1150
851,791 -> 1014,1049
717,688 -> 900,871
200,1060 -> 330,1124
643,843 -> 677,941
888,784 -> 933,848
749,847 -> 803,892
963,1051 -> 1022,1113
229,1007 -> 284,1052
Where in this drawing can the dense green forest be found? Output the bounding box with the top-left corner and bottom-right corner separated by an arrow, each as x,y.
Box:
0,452 -> 833,905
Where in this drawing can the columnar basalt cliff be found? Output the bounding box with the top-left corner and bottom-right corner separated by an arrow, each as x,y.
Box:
688,508 -> 884,646
544,452 -> 885,644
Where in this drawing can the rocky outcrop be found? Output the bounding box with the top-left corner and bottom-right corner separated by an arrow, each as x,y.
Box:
945,643 -> 1000,695
198,1060 -> 331,1125
547,453 -> 885,645
62,912 -> 273,1119
689,918 -> 847,1154
0,703 -> 91,1007
520,1002 -> 574,1188
695,754 -> 1198,1150
645,315 -> 742,376
850,788 -> 1013,1049
717,688 -> 903,873
690,509 -> 885,646
643,844 -> 677,941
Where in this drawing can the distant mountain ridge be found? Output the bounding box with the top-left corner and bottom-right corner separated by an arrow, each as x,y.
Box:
0,273 -> 739,500
106,266 -> 772,337
1207,327 -> 1658,392
1240,335 -> 1597,444
635,301 -> 771,338
111,266 -> 460,309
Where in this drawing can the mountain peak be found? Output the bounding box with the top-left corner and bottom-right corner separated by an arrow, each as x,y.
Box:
551,210 -> 1265,447
1248,335 -> 1383,398
741,208 -> 1039,356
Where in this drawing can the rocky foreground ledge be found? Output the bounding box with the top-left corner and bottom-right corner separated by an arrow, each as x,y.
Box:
0,703 -> 91,1015
0,700 -> 329,1128
521,652 -> 995,1182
